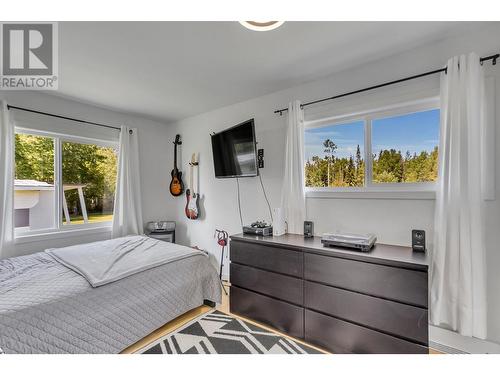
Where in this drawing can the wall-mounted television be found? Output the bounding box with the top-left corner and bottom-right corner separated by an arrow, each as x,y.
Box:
211,119 -> 258,178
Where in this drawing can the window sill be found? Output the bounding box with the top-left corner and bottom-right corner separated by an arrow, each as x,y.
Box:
15,224 -> 112,244
305,189 -> 436,200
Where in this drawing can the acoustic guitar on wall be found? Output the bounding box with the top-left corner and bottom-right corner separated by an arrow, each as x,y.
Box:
169,134 -> 184,197
185,153 -> 200,220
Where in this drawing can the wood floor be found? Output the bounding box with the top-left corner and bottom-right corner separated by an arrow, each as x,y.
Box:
122,282 -> 441,354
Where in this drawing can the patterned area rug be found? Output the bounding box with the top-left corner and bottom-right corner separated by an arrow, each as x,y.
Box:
138,310 -> 322,354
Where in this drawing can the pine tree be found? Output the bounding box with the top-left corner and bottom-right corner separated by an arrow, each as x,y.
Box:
346,157 -> 356,186
355,145 -> 362,169
354,144 -> 364,186
323,139 -> 337,187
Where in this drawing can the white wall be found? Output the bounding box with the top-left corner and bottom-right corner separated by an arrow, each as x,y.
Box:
167,23 -> 500,345
0,91 -> 176,259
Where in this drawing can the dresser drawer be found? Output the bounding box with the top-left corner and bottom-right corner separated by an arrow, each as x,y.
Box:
230,263 -> 303,305
230,286 -> 304,339
305,310 -> 428,354
230,240 -> 303,277
304,253 -> 428,307
305,281 -> 428,344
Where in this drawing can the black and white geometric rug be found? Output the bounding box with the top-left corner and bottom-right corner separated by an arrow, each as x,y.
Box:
137,310 -> 322,354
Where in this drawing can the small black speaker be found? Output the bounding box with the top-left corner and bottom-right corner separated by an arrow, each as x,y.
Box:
412,230 -> 426,252
304,221 -> 314,238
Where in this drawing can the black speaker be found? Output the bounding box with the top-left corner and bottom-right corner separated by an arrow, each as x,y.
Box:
412,230 -> 426,252
304,221 -> 314,238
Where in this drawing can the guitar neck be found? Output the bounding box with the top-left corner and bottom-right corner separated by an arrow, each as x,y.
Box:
189,161 -> 194,192
193,162 -> 197,195
189,158 -> 198,194
173,144 -> 178,170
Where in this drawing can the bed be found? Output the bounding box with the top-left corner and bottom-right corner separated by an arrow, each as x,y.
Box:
0,236 -> 222,354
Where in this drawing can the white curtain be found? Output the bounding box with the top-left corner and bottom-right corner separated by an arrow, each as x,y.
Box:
281,100 -> 306,234
112,126 -> 144,238
0,101 -> 14,258
431,53 -> 488,339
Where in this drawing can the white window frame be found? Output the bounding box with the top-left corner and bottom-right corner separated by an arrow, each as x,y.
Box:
304,97 -> 440,200
14,127 -> 118,239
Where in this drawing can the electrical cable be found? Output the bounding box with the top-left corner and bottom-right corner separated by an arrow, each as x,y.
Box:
236,177 -> 243,227
259,173 -> 273,223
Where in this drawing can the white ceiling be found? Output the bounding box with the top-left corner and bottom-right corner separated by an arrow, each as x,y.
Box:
55,21 -> 483,123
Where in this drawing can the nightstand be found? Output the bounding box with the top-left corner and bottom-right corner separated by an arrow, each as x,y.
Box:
146,230 -> 175,243
145,221 -> 176,243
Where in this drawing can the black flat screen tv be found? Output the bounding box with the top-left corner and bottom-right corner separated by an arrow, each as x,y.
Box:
211,119 -> 258,178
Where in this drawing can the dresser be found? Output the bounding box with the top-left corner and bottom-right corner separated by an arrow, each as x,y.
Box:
229,233 -> 429,354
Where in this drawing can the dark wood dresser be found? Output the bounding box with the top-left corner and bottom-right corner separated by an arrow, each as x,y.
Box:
229,233 -> 429,354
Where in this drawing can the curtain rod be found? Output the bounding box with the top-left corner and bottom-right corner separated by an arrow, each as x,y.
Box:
7,105 -> 122,131
274,53 -> 499,115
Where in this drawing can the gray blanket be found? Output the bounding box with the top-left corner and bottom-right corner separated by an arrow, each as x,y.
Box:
46,236 -> 202,287
0,243 -> 221,354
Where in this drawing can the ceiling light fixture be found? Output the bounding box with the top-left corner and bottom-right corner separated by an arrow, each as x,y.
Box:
239,21 -> 284,32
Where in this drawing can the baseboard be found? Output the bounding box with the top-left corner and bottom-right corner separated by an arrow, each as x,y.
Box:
429,340 -> 467,354
429,325 -> 500,354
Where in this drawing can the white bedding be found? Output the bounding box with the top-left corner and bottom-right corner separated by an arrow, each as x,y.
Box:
45,235 -> 204,287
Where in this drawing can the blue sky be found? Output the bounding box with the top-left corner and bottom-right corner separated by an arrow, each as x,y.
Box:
305,109 -> 440,160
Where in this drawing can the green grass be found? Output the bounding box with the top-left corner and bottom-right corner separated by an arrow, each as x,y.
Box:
63,212 -> 113,225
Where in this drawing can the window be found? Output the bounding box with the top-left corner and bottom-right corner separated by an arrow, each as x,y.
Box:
305,121 -> 364,188
14,133 -> 56,231
304,101 -> 440,192
14,129 -> 118,235
61,140 -> 118,226
372,110 -> 439,184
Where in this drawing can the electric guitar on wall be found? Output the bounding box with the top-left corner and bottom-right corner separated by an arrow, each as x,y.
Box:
169,134 -> 184,197
185,153 -> 200,220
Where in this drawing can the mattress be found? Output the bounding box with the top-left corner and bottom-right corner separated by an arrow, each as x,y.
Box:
0,249 -> 221,354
